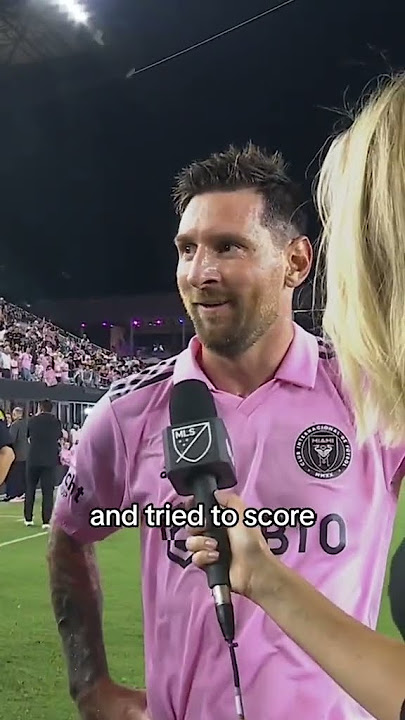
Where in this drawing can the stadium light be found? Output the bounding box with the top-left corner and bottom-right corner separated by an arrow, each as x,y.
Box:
47,0 -> 91,26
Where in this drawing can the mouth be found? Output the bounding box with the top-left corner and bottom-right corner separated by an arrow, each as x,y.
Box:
196,302 -> 228,307
194,301 -> 231,315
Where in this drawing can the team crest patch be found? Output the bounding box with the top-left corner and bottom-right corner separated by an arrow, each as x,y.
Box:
295,424 -> 352,479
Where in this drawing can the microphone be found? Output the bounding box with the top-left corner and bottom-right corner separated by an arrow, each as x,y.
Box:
162,379 -> 237,642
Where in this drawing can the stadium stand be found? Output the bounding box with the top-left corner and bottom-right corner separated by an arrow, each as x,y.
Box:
0,297 -> 146,389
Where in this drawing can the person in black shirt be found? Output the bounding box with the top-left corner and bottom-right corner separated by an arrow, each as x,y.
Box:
4,407 -> 28,500
24,399 -> 62,529
0,414 -> 15,486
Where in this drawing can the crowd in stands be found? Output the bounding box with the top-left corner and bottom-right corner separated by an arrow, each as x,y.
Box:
0,298 -> 146,389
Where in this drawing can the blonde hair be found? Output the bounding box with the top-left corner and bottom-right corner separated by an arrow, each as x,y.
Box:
315,73 -> 405,447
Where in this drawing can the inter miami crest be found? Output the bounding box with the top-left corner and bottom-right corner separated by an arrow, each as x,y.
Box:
295,424 -> 352,479
171,422 -> 212,464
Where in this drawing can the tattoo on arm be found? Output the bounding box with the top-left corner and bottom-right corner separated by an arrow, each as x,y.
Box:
47,527 -> 109,702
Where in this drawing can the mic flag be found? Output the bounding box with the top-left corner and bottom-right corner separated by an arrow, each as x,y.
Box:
162,379 -> 237,496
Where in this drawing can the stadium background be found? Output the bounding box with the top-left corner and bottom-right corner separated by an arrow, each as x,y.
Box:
0,0 -> 404,718
0,294 -> 403,720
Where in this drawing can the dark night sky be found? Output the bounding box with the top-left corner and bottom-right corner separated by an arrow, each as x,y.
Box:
1,0 -> 404,303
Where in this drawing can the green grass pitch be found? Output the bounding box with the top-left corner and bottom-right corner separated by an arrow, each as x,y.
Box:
1,488 -> 404,720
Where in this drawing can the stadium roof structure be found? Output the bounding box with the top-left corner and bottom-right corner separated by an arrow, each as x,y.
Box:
0,0 -> 103,67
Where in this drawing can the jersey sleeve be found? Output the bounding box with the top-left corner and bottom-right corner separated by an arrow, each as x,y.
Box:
52,393 -> 128,544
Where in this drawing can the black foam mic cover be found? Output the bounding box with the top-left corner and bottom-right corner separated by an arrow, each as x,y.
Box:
162,380 -> 236,635
163,380 -> 237,496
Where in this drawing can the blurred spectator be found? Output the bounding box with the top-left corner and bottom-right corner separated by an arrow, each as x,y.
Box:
60,438 -> 72,469
24,399 -> 62,529
4,407 -> 28,501
20,348 -> 33,381
0,345 -> 12,379
44,365 -> 57,387
70,424 -> 81,445
0,413 -> 15,485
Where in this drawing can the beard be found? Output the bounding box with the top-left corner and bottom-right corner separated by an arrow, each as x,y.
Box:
181,292 -> 279,358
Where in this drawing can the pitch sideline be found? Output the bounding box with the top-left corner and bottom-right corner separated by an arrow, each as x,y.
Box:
0,531 -> 48,548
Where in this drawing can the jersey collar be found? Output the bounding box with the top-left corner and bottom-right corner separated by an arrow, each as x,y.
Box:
173,322 -> 319,392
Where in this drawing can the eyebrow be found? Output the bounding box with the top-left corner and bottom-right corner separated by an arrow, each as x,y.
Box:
173,234 -> 188,246
173,232 -> 250,246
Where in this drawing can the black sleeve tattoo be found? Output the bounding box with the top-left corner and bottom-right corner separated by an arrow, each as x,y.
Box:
47,526 -> 109,702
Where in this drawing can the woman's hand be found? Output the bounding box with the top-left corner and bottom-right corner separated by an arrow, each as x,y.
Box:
185,490 -> 280,601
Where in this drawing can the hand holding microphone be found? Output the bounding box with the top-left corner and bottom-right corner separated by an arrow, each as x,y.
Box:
186,491 -> 281,603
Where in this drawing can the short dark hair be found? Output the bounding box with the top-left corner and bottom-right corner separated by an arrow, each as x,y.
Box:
40,399 -> 53,413
172,142 -> 308,239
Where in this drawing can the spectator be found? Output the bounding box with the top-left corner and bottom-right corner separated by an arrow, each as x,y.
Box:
11,352 -> 19,380
59,439 -> 72,469
24,399 -> 62,529
58,438 -> 73,486
44,365 -> 57,387
0,416 -> 15,485
70,425 -> 80,445
0,345 -> 12,379
20,348 -> 32,380
4,407 -> 28,501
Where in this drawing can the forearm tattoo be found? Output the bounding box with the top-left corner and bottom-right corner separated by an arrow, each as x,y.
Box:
47,528 -> 109,701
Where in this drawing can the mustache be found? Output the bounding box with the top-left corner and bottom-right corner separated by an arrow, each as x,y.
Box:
190,294 -> 233,304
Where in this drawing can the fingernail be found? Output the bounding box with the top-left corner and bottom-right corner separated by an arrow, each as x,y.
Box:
208,551 -> 219,559
204,538 -> 217,549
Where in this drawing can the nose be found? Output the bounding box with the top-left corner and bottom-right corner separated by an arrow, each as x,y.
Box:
185,246 -> 222,288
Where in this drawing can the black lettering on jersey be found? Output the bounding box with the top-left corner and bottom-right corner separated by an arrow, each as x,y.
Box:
59,469 -> 84,503
161,501 -> 193,569
262,514 -> 347,556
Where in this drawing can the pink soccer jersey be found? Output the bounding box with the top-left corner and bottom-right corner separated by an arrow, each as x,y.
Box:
52,323 -> 405,720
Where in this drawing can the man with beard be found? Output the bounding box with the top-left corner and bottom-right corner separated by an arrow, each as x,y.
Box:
48,143 -> 404,720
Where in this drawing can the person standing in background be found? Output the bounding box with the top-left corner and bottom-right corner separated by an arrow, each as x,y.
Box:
0,345 -> 12,379
4,407 -> 28,501
58,438 -> 73,486
0,412 -> 15,486
24,399 -> 62,529
20,347 -> 32,381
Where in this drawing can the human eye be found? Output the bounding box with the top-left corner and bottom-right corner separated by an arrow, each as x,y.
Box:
176,241 -> 195,256
218,240 -> 242,254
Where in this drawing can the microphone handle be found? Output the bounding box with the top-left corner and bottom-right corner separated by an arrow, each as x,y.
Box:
190,473 -> 232,589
